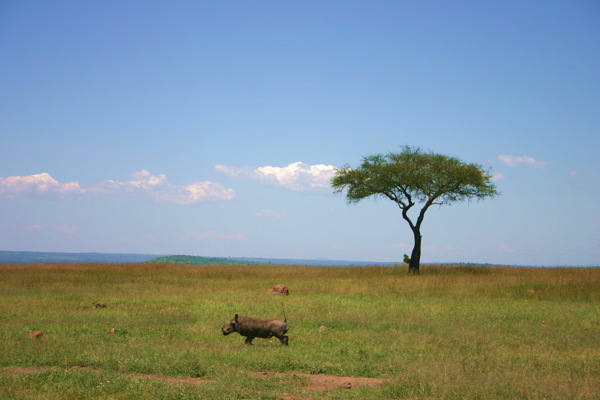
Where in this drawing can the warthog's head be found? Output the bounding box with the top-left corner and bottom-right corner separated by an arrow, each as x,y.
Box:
221,314 -> 239,335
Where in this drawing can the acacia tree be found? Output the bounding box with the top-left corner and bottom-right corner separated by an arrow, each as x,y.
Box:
331,146 -> 498,273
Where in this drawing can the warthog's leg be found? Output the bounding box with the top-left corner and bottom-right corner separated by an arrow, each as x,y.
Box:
244,336 -> 254,345
278,335 -> 289,346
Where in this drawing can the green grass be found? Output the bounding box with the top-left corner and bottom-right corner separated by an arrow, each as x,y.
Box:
0,263 -> 598,399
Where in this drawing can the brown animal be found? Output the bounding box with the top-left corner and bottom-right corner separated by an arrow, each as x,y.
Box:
267,284 -> 289,296
29,330 -> 43,339
222,314 -> 289,345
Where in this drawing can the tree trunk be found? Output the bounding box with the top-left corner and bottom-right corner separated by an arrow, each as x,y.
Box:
408,229 -> 422,274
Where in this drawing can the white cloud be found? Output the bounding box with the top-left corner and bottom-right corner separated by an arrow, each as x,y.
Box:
216,161 -> 337,192
104,170 -> 235,204
0,170 -> 235,204
0,172 -> 85,199
498,155 -> 547,169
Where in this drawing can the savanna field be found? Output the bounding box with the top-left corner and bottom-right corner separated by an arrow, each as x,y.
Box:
0,263 -> 598,399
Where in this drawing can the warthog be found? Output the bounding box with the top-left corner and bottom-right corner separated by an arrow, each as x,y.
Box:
222,314 -> 289,345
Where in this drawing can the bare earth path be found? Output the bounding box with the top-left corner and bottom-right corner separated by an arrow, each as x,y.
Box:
254,371 -> 385,398
1,367 -> 385,398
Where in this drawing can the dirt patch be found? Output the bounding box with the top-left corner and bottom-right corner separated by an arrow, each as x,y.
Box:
69,365 -> 97,371
300,373 -> 383,390
0,367 -> 52,378
255,371 -> 384,394
130,372 -> 215,385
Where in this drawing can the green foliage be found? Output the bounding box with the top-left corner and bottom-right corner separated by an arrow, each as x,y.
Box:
148,255 -> 260,266
0,264 -> 598,399
331,146 -> 498,205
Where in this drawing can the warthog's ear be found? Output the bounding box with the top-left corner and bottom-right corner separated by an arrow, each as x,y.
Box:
234,314 -> 239,321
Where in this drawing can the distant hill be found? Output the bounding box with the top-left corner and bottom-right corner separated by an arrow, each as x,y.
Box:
228,256 -> 400,267
0,251 -> 161,264
0,250 -> 400,267
148,255 -> 260,266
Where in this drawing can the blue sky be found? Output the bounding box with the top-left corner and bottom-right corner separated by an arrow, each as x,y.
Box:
1,1 -> 599,266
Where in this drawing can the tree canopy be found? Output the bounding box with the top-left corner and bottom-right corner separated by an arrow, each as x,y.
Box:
331,146 -> 498,273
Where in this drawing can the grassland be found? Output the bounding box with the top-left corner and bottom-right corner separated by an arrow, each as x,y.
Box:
0,263 -> 598,399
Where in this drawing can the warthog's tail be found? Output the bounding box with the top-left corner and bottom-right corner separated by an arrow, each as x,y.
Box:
281,303 -> 287,323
